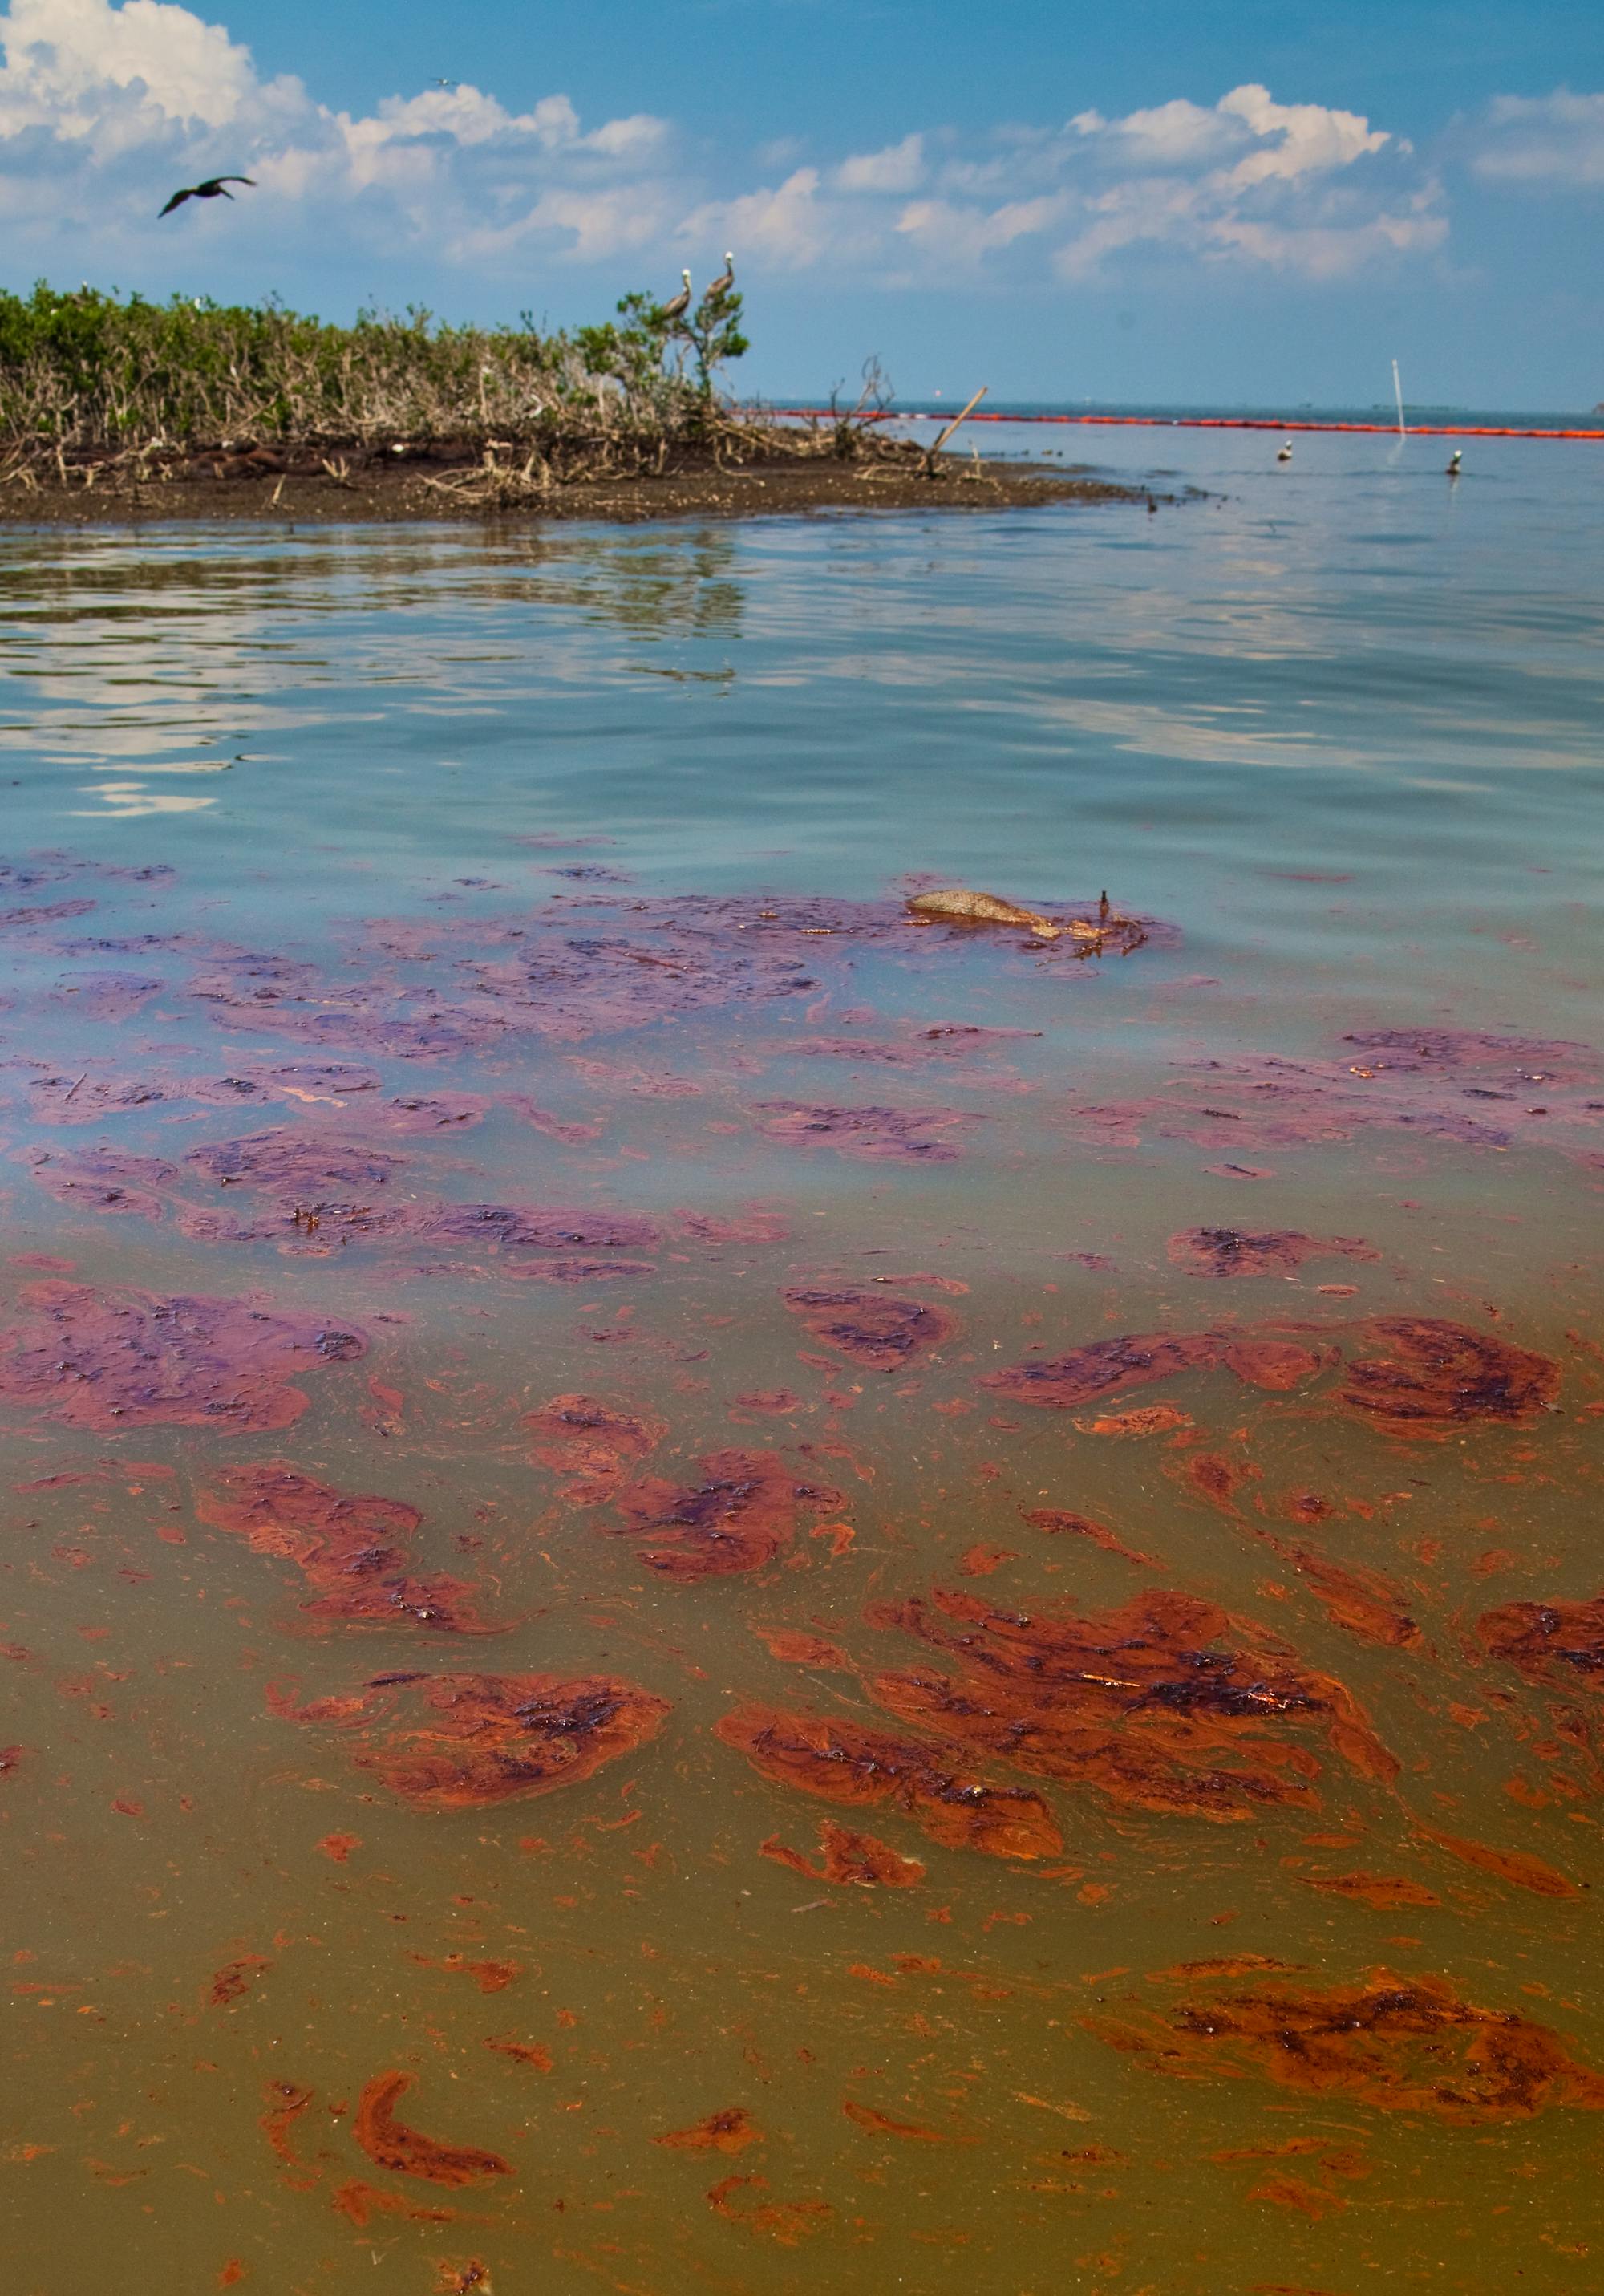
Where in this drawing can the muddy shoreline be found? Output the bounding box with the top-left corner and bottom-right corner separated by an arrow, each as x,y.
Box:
0,455 -> 1162,527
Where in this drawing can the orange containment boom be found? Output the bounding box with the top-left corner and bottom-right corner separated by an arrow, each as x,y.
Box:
770,410 -> 1604,441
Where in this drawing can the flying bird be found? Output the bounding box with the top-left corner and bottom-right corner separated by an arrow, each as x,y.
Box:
704,251 -> 735,298
432,77 -> 458,89
159,176 -> 255,217
660,269 -> 693,323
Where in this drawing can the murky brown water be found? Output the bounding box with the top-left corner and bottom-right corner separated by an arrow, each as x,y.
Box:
2,469 -> 1602,2293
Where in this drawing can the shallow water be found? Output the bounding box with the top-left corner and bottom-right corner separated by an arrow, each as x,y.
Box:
2,432 -> 1602,2295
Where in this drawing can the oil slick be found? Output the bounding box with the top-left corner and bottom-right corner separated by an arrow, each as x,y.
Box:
2,840 -> 1600,2295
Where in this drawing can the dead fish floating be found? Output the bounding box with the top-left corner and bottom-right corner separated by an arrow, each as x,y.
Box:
905,888 -> 1145,955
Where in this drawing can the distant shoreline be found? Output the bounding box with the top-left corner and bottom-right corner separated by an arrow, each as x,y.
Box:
0,455 -> 1160,529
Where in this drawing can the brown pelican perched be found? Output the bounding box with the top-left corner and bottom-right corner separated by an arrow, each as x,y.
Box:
704,251 -> 735,298
159,175 -> 255,216
660,270 -> 693,324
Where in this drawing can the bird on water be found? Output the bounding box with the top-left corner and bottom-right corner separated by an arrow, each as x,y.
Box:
160,176 -> 255,216
660,270 -> 693,323
1276,439 -> 1294,462
1446,448 -> 1463,476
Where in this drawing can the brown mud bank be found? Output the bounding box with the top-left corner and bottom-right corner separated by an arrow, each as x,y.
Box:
0,452 -> 1165,528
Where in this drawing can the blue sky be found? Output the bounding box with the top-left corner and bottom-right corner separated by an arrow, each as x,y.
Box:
3,0 -> 1603,404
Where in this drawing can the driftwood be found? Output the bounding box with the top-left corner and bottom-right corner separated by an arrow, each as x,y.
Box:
906,888 -> 1148,956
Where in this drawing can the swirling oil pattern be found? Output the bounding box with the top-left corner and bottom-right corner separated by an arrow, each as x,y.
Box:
1,424 -> 1602,2294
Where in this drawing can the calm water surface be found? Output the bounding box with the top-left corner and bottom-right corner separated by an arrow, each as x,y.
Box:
1,428 -> 1602,2295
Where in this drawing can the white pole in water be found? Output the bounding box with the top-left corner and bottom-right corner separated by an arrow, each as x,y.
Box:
1391,359 -> 1406,438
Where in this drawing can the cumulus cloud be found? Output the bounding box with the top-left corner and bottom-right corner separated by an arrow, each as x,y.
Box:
835,132 -> 924,193
1052,85 -> 1435,275
0,2 -> 1448,298
1469,89 -> 1604,187
0,0 -> 674,265
678,80 -> 1439,283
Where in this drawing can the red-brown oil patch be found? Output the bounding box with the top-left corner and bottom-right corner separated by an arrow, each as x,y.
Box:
749,1102 -> 978,1163
1479,1594 -> 1604,1690
317,1832 -> 360,1862
47,968 -> 164,1021
371,1094 -> 492,1134
1021,1509 -> 1158,1567
1173,1451 -> 1256,1511
0,1279 -> 364,1431
209,1953 -> 273,2007
499,1093 -> 602,1144
1339,1319 -> 1560,1431
178,890 -> 1173,1077
843,2099 -> 972,2142
353,2071 -> 511,2186
609,1450 -> 844,1581
731,1389 -> 802,1419
705,2174 -> 831,2245
22,1071 -> 171,1126
1165,1228 -> 1379,1280
185,1130 -> 407,1193
750,1626 -> 853,1667
408,1955 -> 520,1993
656,2108 -> 761,2155
29,1126 -> 659,1272
1063,1025 -> 1601,1170
198,1464 -> 496,1633
260,2080 -> 317,2185
1300,1872 -> 1440,1910
985,1316 -> 1557,1432
1413,1822 -> 1578,1899
20,1144 -> 176,1219
957,1544 -> 1016,1576
330,2182 -> 458,2227
759,1823 -> 926,1888
674,1207 -> 790,1244
715,1706 -> 1060,1859
433,2262 -> 492,2294
1147,1955 -> 1304,1982
1087,1969 -> 1604,2121
983,1329 -> 1315,1413
1080,1403 -> 1194,1438
781,1284 -> 958,1371
1258,1544 -> 1420,1649
522,1395 -> 664,1500
865,1587 -> 1397,1822
484,2036 -> 552,2071
274,1671 -> 670,1809
1242,2175 -> 1352,2220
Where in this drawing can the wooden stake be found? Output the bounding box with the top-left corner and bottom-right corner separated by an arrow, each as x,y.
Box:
925,386 -> 988,477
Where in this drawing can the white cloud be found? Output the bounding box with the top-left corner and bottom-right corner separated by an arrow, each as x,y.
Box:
836,132 -> 923,193
896,193 -> 1067,265
1053,83 -> 1436,278
0,2 -> 1449,296
1213,84 -> 1390,185
0,0 -> 258,132
0,0 -> 674,263
1469,90 -> 1604,186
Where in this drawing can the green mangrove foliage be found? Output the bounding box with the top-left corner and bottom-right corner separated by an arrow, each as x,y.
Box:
0,275 -> 755,459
